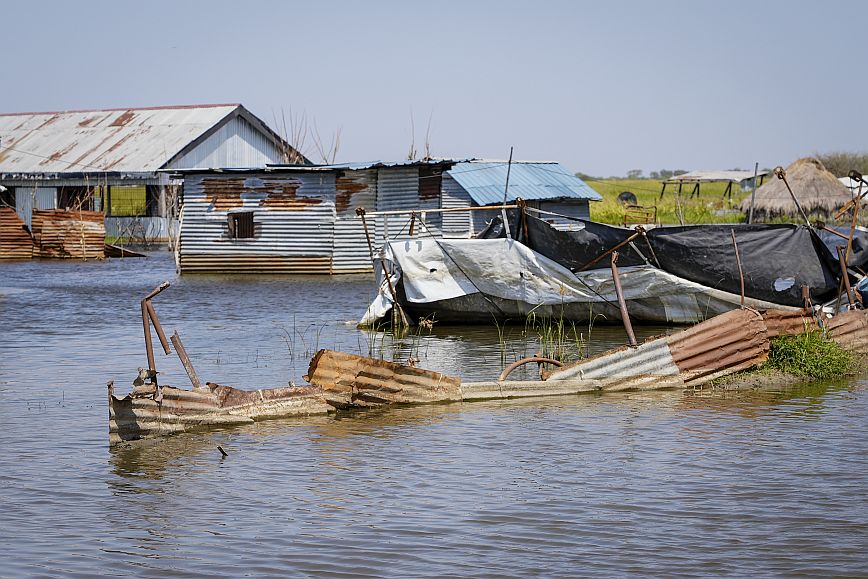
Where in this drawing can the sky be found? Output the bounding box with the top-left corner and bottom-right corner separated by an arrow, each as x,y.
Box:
2,0 -> 866,177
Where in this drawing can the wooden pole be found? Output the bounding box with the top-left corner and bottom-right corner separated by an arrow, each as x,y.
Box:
837,246 -> 855,308
774,166 -> 811,226
747,162 -> 759,224
501,147 -> 514,240
731,229 -> 745,307
611,252 -> 637,347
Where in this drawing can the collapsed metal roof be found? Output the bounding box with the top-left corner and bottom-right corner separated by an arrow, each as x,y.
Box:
0,104 -> 294,174
446,161 -> 602,206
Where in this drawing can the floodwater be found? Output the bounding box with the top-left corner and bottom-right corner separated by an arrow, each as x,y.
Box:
1,251 -> 867,577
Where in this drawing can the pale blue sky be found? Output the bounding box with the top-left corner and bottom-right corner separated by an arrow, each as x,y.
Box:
2,0 -> 866,176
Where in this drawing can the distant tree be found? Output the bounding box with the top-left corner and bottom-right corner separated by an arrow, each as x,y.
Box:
575,172 -> 596,181
658,169 -> 674,180
626,169 -> 643,179
814,151 -> 868,177
649,171 -> 660,180
673,169 -> 688,176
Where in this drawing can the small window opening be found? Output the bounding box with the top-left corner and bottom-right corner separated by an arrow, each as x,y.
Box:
228,211 -> 255,239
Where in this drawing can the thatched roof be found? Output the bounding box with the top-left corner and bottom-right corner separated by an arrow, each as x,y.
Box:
740,157 -> 852,217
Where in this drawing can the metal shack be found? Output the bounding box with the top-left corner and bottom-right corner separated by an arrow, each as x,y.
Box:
0,104 -> 302,243
175,158 -> 602,274
175,160 -> 460,274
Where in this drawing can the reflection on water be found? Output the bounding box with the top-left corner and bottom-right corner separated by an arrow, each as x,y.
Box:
2,252 -> 868,577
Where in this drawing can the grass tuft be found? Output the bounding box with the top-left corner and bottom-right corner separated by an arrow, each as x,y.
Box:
766,331 -> 854,380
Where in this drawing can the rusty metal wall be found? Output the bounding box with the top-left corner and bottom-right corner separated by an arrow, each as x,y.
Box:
178,172 -> 337,273
333,170 -> 378,273
826,310 -> 868,354
31,209 -> 105,259
761,309 -> 817,337
0,208 -> 34,258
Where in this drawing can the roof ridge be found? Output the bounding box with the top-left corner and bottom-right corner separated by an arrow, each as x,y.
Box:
0,103 -> 241,117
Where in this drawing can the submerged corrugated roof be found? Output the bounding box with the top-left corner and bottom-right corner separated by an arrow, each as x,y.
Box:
665,169 -> 770,183
0,104 -> 270,173
447,161 -> 602,205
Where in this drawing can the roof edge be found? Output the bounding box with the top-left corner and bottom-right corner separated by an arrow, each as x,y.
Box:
0,103 -> 242,117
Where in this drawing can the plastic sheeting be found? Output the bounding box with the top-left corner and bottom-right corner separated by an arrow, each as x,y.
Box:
359,237 -> 799,326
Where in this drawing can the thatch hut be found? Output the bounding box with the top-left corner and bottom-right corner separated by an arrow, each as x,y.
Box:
741,157 -> 852,220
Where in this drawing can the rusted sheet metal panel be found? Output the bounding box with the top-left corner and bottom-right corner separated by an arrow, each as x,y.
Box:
305,349 -> 461,407
761,309 -> 818,337
547,338 -> 680,381
31,209 -> 105,259
109,381 -> 331,445
0,208 -> 34,258
548,308 -> 768,388
826,310 -> 868,354
666,308 -> 769,383
462,374 -> 685,400
178,172 -> 336,273
332,169 -> 377,273
440,173 -> 473,238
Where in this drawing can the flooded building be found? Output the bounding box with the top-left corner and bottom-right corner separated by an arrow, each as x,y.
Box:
174,159 -> 601,274
0,104 -> 302,243
174,160 -> 458,274
442,160 -> 602,235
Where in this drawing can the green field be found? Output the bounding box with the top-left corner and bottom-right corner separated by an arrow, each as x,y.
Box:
584,178 -> 753,225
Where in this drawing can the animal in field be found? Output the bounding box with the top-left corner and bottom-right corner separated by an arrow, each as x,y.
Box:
617,190 -> 638,206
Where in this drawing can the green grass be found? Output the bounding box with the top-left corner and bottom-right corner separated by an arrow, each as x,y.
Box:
766,332 -> 854,380
585,178 -> 754,225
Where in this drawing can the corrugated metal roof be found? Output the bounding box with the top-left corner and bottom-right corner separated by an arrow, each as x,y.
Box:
0,104 -> 289,174
665,170 -> 770,183
446,161 -> 602,206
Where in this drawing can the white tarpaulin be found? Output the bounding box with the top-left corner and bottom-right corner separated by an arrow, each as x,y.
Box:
360,238 -> 797,326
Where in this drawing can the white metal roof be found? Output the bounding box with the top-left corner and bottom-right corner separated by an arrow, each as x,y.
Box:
664,169 -> 769,184
0,104 -> 272,174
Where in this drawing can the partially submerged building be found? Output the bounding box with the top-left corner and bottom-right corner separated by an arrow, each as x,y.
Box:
174,159 -> 600,274
442,160 -> 602,235
0,103 -> 302,242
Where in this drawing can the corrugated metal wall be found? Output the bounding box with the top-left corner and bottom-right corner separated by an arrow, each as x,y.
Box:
169,115 -> 286,169
440,174 -> 473,238
377,167 -> 441,241
178,172 -> 336,273
333,170 -> 378,273
15,187 -> 56,227
533,200 -> 590,231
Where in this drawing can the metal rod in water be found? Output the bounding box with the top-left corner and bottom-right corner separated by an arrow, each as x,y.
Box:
611,251 -> 637,347
731,229 -> 745,307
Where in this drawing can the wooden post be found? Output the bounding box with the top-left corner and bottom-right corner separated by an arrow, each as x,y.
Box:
611,252 -> 637,347
501,147 -> 514,240
731,229 -> 745,307
747,162 -> 759,224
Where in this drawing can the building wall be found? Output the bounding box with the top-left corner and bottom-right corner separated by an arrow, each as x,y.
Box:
168,115 -> 287,169
178,172 -> 337,273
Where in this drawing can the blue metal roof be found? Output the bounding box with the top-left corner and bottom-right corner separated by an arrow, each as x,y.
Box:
447,161 -> 602,206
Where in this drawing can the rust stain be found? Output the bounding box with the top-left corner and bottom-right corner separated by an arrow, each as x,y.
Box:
109,110 -> 136,127
259,179 -> 322,210
203,178 -> 246,210
418,166 -> 442,200
335,173 -> 370,214
89,131 -> 137,169
78,114 -> 100,127
39,142 -> 78,166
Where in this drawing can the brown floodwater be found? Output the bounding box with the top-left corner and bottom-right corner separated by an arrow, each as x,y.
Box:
1,251 -> 866,577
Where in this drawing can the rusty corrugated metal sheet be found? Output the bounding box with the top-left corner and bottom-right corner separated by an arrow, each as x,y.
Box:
547,308 -> 769,388
761,309 -> 818,337
304,349 -> 462,407
826,310 -> 868,354
332,169 -> 378,273
666,308 -> 769,383
31,209 -> 104,259
108,381 -> 331,445
0,207 -> 34,258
